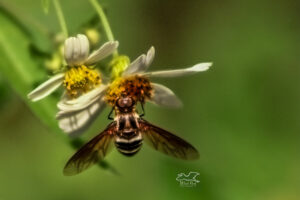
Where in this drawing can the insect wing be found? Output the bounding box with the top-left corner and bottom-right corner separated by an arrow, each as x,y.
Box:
140,119 -> 199,160
63,122 -> 116,176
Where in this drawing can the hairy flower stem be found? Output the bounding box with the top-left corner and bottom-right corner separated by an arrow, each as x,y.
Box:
53,0 -> 68,38
89,0 -> 118,57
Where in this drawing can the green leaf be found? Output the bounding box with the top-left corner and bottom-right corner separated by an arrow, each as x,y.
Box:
0,73 -> 12,108
0,1 -> 53,53
0,11 -> 64,138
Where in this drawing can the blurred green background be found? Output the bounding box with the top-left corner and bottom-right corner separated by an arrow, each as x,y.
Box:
0,0 -> 300,199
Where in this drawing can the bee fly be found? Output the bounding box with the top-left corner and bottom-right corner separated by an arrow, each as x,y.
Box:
63,96 -> 199,176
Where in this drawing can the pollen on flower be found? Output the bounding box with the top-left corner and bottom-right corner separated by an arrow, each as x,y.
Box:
105,75 -> 153,106
63,65 -> 101,98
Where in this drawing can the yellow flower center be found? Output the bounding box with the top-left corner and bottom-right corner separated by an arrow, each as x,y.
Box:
105,75 -> 153,106
63,65 -> 101,98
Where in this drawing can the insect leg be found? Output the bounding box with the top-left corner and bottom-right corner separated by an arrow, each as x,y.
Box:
108,107 -> 114,120
139,103 -> 145,117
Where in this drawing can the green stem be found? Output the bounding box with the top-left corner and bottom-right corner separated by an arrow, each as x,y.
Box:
89,0 -> 118,57
53,0 -> 68,38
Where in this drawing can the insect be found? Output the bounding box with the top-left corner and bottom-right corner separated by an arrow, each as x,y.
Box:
63,95 -> 199,176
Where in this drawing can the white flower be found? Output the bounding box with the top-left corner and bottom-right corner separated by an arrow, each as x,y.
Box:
27,34 -> 118,101
57,46 -> 212,137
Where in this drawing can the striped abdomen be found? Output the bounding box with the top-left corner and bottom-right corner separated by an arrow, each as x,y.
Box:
115,131 -> 143,156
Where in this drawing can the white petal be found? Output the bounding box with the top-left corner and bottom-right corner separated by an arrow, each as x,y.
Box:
122,54 -> 146,76
72,37 -> 80,63
144,62 -> 212,78
57,85 -> 107,113
56,95 -> 104,118
122,46 -> 155,76
145,46 -> 155,68
77,34 -> 90,63
85,41 -> 119,66
27,73 -> 64,101
64,38 -> 73,64
64,34 -> 90,66
150,83 -> 182,108
58,101 -> 106,137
